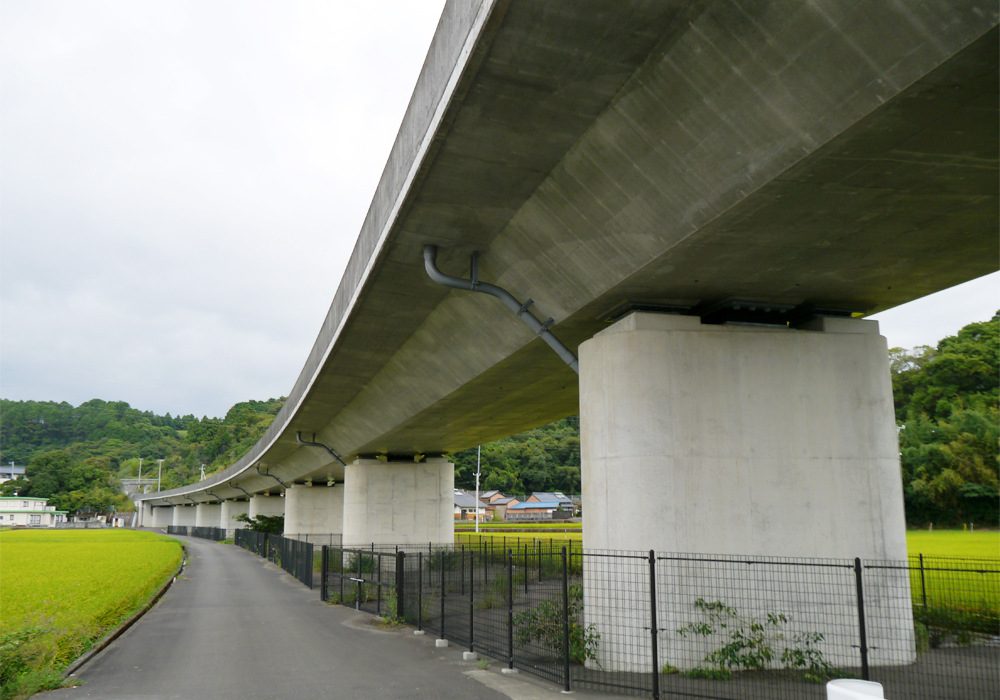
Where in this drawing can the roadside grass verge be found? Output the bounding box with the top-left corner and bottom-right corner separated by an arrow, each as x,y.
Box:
0,529 -> 183,699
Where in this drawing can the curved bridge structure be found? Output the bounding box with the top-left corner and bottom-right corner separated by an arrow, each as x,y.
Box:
137,0 -> 998,556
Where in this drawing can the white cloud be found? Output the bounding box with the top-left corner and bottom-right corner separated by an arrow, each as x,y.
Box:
1,0 -> 446,417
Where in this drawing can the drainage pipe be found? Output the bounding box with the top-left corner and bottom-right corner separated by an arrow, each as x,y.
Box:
256,467 -> 288,489
423,245 -> 578,374
228,482 -> 253,499
295,432 -> 348,467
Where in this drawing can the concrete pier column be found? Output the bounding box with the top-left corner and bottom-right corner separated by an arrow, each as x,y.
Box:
171,504 -> 198,527
249,493 -> 285,519
579,312 -> 911,670
220,499 -> 250,535
151,506 -> 173,528
195,502 -> 222,528
137,501 -> 153,526
284,484 -> 343,537
342,457 -> 453,546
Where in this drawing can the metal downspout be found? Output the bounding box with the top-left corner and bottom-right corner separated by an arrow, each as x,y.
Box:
256,467 -> 288,489
228,482 -> 253,499
295,432 -> 348,467
422,245 -> 579,374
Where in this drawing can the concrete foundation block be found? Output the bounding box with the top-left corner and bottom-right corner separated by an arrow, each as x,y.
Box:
435,639 -> 449,648
462,651 -> 478,661
500,668 -> 519,675
579,314 -> 912,671
343,458 -> 454,545
413,630 -> 426,636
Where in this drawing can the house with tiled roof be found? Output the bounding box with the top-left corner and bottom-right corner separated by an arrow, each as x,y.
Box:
453,489 -> 488,521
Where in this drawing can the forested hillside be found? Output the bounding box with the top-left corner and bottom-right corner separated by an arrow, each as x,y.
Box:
1,313 -> 995,521
0,398 -> 284,512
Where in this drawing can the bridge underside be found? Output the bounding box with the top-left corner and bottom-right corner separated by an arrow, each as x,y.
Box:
139,1 -> 997,506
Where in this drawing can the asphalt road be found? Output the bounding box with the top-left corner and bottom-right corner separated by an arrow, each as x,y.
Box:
46,535 -> 573,700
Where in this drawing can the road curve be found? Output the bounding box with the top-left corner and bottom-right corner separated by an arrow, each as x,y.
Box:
47,536 -> 514,700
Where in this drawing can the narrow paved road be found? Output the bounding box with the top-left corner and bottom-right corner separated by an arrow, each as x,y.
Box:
47,535 -> 561,700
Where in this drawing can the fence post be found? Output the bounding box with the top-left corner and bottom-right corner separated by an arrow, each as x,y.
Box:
469,550 -> 475,653
561,546 -> 570,692
853,557 -> 870,681
919,553 -> 927,609
418,551 -> 424,632
524,544 -> 529,594
461,544 -> 466,596
507,549 -> 514,670
440,548 -> 447,640
377,552 -> 383,616
321,545 -> 329,601
396,551 -> 406,621
649,550 -> 660,700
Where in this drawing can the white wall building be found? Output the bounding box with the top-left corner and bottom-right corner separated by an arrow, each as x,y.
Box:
0,497 -> 67,527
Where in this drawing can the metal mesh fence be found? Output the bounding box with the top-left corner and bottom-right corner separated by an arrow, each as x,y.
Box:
865,556 -> 999,700
318,545 -> 996,699
234,530 -> 314,589
165,525 -> 227,541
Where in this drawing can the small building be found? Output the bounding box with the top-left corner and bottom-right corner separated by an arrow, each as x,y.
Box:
490,496 -> 520,520
0,463 -> 25,484
526,492 -> 575,508
0,497 -> 68,527
506,500 -> 573,522
454,489 -> 488,520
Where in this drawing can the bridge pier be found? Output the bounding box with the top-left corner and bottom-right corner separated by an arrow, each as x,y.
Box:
284,484 -> 343,538
580,312 -> 912,670
220,499 -> 249,535
195,502 -> 222,528
342,458 -> 453,546
171,504 -> 198,527
151,505 -> 173,528
249,493 -> 285,520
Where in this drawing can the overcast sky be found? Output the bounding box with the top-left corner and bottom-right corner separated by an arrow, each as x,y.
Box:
2,1 -> 997,420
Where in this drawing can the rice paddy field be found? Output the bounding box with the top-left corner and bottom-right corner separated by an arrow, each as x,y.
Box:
0,529 -> 182,698
455,528 -> 998,556
453,528 -> 999,624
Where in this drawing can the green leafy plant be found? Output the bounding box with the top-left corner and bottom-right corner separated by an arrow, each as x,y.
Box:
513,583 -> 600,663
912,603 -> 999,646
233,513 -> 284,533
0,626 -> 67,700
676,598 -> 834,682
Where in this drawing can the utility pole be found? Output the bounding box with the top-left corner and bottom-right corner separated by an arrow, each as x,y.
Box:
475,445 -> 482,534
138,458 -> 144,493
200,464 -> 206,481
157,459 -> 164,492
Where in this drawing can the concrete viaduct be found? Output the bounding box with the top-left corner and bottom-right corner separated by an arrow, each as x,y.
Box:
136,0 -> 998,564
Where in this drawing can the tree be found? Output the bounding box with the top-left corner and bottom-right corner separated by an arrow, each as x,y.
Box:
892,311 -> 999,525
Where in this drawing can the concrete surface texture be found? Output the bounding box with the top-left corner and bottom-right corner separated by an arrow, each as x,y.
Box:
342,458 -> 454,545
284,484 -> 343,536
220,499 -> 249,530
170,505 -> 197,527
48,536 -> 520,700
247,493 -> 285,519
150,506 -> 171,528
135,1 -> 997,515
580,313 -> 906,560
194,502 -> 221,528
579,313 -> 912,671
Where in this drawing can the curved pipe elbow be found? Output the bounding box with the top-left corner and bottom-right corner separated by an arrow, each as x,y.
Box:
423,244 -> 579,374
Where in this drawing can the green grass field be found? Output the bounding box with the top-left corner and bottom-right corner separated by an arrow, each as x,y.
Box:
905,530 -> 999,559
0,529 -> 183,699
